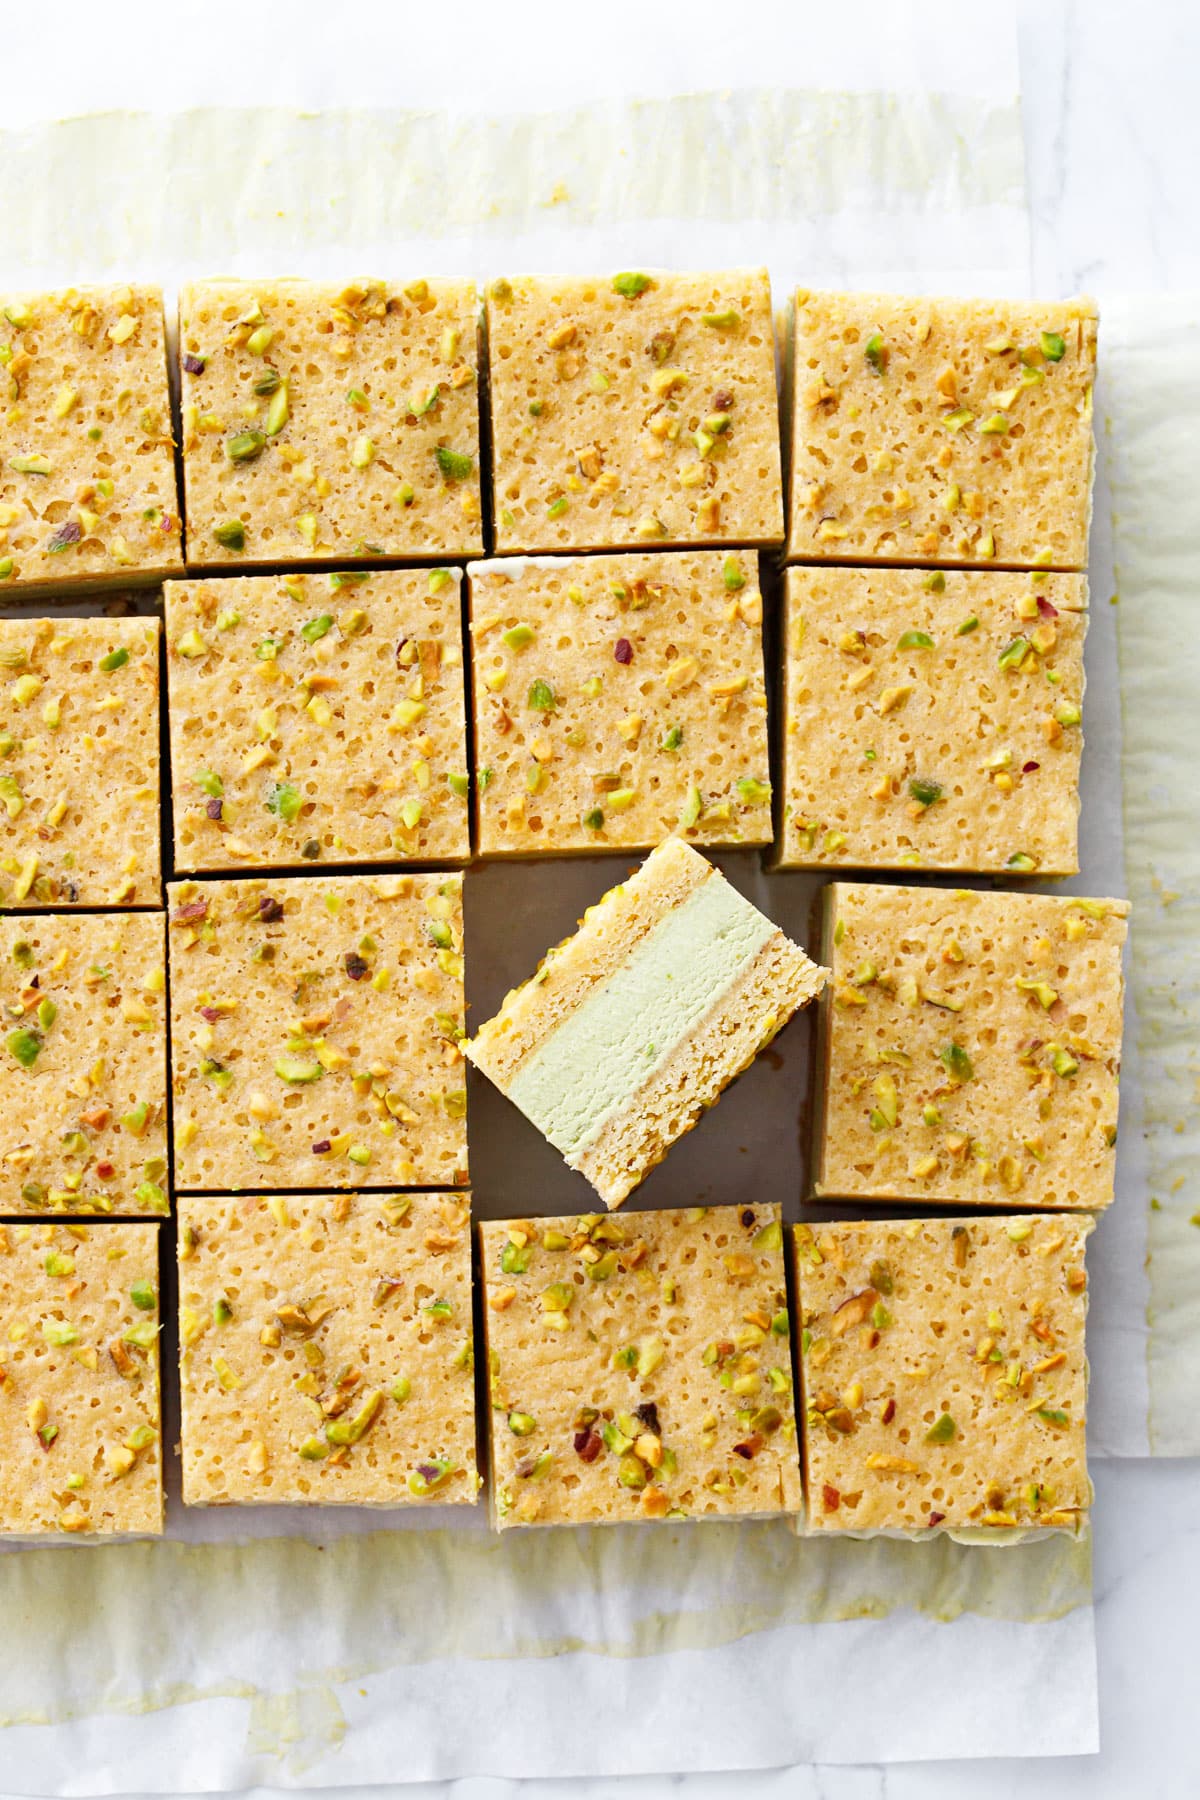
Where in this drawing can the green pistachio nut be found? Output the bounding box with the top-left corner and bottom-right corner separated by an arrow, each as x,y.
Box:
227,430 -> 266,464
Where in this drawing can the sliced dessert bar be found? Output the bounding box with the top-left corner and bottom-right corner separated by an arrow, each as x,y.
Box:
786,290 -> 1096,570
468,550 -> 770,855
178,1190 -> 477,1507
0,614 -> 161,907
815,882 -> 1128,1209
165,568 -> 469,871
795,1215 -> 1091,1537
179,278 -> 482,566
776,566 -> 1087,874
168,873 -> 468,1191
466,839 -> 826,1208
480,1202 -> 799,1528
487,269 -> 783,552
0,1220 -> 163,1537
0,284 -> 182,594
0,911 -> 168,1216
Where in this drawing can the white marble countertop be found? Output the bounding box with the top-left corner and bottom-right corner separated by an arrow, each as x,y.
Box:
4,0 -> 1198,1794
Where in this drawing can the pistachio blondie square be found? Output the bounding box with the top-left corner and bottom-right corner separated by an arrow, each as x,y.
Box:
795,1215 -> 1092,1538
179,278 -> 483,568
468,550 -> 771,856
786,291 -> 1097,570
165,569 -> 470,872
0,912 -> 168,1217
178,1191 -> 478,1507
480,1203 -> 799,1529
168,873 -> 468,1192
0,614 -> 161,908
815,883 -> 1129,1210
466,839 -> 827,1209
776,567 -> 1087,874
0,1220 -> 163,1538
0,284 -> 182,596
486,269 -> 784,553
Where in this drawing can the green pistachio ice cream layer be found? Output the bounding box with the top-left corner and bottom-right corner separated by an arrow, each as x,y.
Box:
506,873 -> 775,1156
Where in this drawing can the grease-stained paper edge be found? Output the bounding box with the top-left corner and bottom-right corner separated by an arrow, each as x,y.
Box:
0,92 -> 1027,292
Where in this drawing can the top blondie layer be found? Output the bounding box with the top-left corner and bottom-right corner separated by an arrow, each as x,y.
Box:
168,873 -> 468,1192
775,566 -> 1087,875
467,550 -> 771,856
179,280 -> 483,568
787,291 -> 1097,570
796,1214 -> 1092,1538
0,285 -> 182,595
0,1220 -> 164,1538
815,882 -> 1129,1210
165,569 -> 470,872
0,614 -> 161,909
486,270 -> 784,553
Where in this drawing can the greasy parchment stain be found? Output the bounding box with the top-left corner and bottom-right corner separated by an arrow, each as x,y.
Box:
246,1687 -> 347,1777
1107,297 -> 1200,1455
0,91 -> 1024,285
0,1520 -> 1090,1746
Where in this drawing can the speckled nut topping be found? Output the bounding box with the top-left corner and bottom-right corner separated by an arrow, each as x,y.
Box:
480,1203 -> 799,1529
466,839 -> 826,1208
179,279 -> 483,568
795,1215 -> 1092,1538
775,567 -> 1087,874
0,1221 -> 163,1538
468,551 -> 770,856
0,614 -> 161,908
0,285 -> 182,596
178,1191 -> 477,1508
786,291 -> 1096,570
486,270 -> 784,553
165,569 -> 469,872
168,873 -> 468,1192
815,883 -> 1129,1209
0,913 -> 168,1217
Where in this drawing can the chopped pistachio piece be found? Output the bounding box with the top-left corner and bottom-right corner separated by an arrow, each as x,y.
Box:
227,430 -> 267,464
435,446 -> 473,480
7,1026 -> 42,1068
939,1040 -> 973,1082
907,777 -> 943,808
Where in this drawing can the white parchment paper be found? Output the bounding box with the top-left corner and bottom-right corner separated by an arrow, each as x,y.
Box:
1104,297 -> 1200,1456
0,10 -> 1108,1785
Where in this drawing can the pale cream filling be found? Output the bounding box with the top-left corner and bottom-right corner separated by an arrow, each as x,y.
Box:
507,872 -> 775,1157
